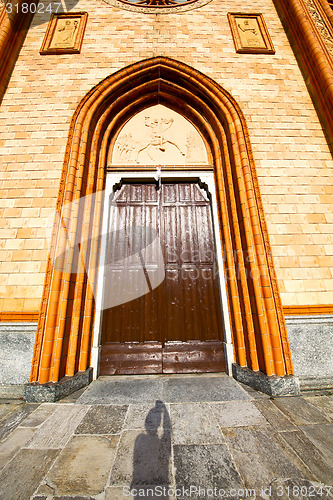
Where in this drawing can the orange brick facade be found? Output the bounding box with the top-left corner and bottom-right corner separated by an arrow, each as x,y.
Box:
0,0 -> 332,388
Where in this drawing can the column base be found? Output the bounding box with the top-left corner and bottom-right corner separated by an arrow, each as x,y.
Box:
24,368 -> 93,402
232,363 -> 300,396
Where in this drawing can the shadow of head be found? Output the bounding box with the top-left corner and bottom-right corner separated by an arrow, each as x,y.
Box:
145,400 -> 167,435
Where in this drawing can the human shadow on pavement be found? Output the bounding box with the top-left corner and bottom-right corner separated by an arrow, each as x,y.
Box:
131,400 -> 172,500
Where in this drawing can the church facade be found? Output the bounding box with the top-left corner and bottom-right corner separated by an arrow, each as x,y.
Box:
0,0 -> 332,400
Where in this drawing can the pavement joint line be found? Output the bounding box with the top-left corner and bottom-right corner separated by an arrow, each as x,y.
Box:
0,378 -> 332,498
105,417 -> 128,490
274,430 -> 320,482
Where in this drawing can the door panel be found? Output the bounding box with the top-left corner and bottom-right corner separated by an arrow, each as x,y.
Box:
100,182 -> 225,374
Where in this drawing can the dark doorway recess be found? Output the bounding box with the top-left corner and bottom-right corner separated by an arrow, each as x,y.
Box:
100,182 -> 225,374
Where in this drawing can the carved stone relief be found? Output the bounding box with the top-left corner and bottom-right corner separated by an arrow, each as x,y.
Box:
236,17 -> 266,49
111,105 -> 209,165
228,13 -> 275,54
304,0 -> 333,56
40,12 -> 88,55
49,18 -> 79,49
102,0 -> 212,14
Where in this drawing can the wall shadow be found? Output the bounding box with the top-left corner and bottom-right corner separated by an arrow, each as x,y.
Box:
131,400 -> 172,499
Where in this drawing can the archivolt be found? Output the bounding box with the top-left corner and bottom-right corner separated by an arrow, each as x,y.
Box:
30,57 -> 294,384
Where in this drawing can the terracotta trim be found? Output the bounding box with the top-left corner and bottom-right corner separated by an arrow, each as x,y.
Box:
284,305 -> 333,315
316,0 -> 333,27
275,0 -> 333,148
0,312 -> 39,322
107,165 -> 214,171
30,57 -> 294,383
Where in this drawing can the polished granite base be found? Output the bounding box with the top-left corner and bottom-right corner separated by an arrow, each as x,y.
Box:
24,368 -> 93,403
232,363 -> 301,396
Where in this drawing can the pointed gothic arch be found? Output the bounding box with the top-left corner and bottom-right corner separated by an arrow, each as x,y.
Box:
30,56 -> 294,385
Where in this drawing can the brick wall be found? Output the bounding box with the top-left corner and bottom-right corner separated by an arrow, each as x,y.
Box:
0,0 -> 332,312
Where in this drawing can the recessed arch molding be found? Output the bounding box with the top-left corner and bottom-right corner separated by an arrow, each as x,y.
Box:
29,57 -> 299,396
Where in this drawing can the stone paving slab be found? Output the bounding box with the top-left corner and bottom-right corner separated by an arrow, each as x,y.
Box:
0,426 -> 36,470
106,485 -> 175,499
124,403 -> 171,431
221,427 -> 306,489
253,400 -> 298,431
17,404 -> 56,428
304,395 -> 333,420
272,396 -> 331,426
170,403 -> 224,445
43,435 -> 119,496
173,444 -> 244,499
75,405 -> 128,435
164,375 -> 251,402
0,376 -> 332,500
0,448 -> 59,500
110,429 -> 172,487
76,374 -> 252,405
277,429 -> 333,484
0,404 -> 20,423
25,405 -> 89,449
34,495 -> 95,499
105,486 -> 136,499
77,378 -> 164,405
258,478 -> 331,500
0,403 -> 38,440
299,423 -> 333,460
210,400 -> 269,428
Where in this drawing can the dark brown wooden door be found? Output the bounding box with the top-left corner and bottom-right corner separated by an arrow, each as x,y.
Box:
100,182 -> 225,374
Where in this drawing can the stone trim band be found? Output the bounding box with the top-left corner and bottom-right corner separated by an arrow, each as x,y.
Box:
275,0 -> 333,148
2,306 -> 331,323
0,312 -> 39,322
284,305 -> 333,315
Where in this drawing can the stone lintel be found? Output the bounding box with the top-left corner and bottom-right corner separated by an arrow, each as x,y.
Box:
24,368 -> 93,403
232,363 -> 301,396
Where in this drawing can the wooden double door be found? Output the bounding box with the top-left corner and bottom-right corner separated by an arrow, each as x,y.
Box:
100,181 -> 225,374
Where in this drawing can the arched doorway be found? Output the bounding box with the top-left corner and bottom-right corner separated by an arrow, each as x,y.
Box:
30,57 -> 295,386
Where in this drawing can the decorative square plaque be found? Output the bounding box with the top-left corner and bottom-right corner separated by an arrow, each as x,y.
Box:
228,13 -> 275,54
40,12 -> 88,55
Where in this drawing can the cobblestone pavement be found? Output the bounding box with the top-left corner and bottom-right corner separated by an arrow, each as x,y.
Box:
0,373 -> 332,500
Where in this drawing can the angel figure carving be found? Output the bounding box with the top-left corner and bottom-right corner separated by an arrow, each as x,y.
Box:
136,117 -> 186,164
53,19 -> 78,48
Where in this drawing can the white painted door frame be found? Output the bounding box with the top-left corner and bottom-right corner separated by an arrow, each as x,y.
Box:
91,171 -> 234,378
